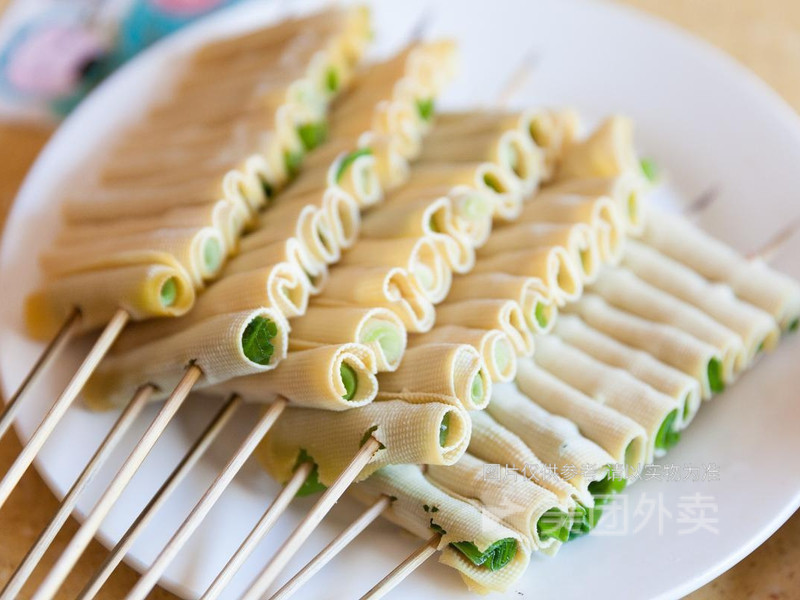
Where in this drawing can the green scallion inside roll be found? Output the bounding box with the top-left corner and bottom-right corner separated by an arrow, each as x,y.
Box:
450,538 -> 518,571
655,409 -> 681,451
416,98 -> 435,121
284,149 -> 304,179
203,237 -> 223,273
336,148 -> 373,182
241,316 -> 278,366
537,507 -> 571,543
340,363 -> 358,401
294,449 -> 327,497
325,67 -> 340,93
470,372 -> 485,405
439,412 -> 451,447
159,277 -> 178,308
707,357 -> 725,393
297,121 -> 328,151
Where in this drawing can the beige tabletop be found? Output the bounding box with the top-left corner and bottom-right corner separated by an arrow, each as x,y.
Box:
0,0 -> 798,598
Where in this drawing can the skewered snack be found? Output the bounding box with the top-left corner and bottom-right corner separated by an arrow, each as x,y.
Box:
26,7 -> 372,341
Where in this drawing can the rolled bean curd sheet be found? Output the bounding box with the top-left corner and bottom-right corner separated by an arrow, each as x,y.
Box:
470,246 -> 583,305
554,315 -> 702,428
532,338 -> 681,462
39,227 -> 227,289
418,126 -> 544,194
359,193 -> 477,273
641,209 -> 800,331
555,115 -> 640,181
206,343 -> 378,410
241,201 -> 340,267
408,325 -> 517,383
520,192 -> 625,264
481,221 -> 600,284
591,267 -> 745,382
445,272 -> 557,334
545,173 -> 649,235
339,236 -> 452,304
83,308 -> 289,410
313,265 -> 435,332
56,198 -> 243,256
428,453 -> 569,552
513,362 -> 648,469
256,400 -> 470,486
435,299 -> 533,356
404,162 -> 524,221
376,343 -> 491,410
223,238 -> 328,294
288,305 -> 407,372
566,294 -> 725,399
623,240 -> 780,364
25,258 -> 195,341
469,410 -> 579,507
351,464 -> 531,594
111,263 -> 308,353
488,383 -> 615,506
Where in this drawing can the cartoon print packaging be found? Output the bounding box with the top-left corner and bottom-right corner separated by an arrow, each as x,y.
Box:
0,0 -> 241,122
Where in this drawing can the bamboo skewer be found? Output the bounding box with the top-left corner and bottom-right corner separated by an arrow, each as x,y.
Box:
360,534 -> 441,600
0,308 -> 81,440
202,462 -> 313,600
241,437 -> 383,600
0,308 -> 130,510
0,385 -> 149,600
272,495 -> 392,600
125,397 -> 289,600
31,366 -> 201,600
77,394 -> 244,600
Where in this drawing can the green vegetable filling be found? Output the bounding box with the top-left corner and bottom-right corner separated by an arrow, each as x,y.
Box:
494,340 -> 512,374
483,173 -> 504,193
293,449 -> 327,497
707,358 -> 725,393
536,507 -> 571,543
416,98 -> 435,121
534,302 -> 549,329
336,148 -> 373,182
450,538 -> 518,572
284,149 -> 304,179
788,317 -> 799,333
439,412 -> 451,447
640,158 -> 658,182
325,67 -> 340,93
297,121 -> 328,151
682,392 -> 692,421
203,238 -> 223,273
470,372 -> 485,405
159,277 -> 178,308
241,316 -> 278,366
569,472 -> 627,540
628,192 -> 639,221
340,363 -> 358,400
655,409 -> 681,451
259,177 -> 274,201
361,322 -> 404,365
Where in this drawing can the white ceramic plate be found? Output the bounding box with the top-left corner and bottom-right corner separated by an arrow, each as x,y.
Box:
2,0 -> 800,598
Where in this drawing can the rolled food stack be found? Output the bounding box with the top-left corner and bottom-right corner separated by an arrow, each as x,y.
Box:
26,7 -> 372,341
80,32 -> 459,409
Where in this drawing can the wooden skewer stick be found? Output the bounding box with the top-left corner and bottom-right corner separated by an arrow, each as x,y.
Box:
31,365 -> 201,600
494,50 -> 539,108
360,533 -> 441,600
77,394 -> 244,600
201,461 -> 314,600
271,495 -> 392,600
0,308 -> 82,440
0,308 -> 129,510
125,397 -> 289,600
241,437 -> 383,600
0,385 -> 149,600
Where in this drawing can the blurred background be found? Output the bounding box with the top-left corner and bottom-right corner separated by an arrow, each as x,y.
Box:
0,0 -> 797,597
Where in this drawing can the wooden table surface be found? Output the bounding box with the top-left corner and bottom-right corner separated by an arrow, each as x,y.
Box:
0,0 -> 798,598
